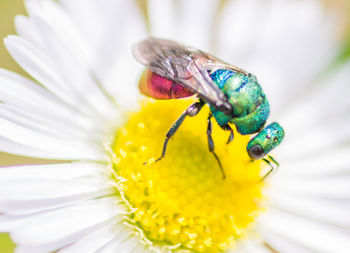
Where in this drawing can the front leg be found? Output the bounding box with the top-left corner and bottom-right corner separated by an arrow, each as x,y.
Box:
220,124 -> 234,144
207,113 -> 226,179
153,100 -> 204,163
261,155 -> 279,181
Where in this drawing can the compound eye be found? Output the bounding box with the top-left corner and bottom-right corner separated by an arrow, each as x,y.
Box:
247,144 -> 265,160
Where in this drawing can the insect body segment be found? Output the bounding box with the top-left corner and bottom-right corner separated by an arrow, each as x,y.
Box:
209,69 -> 270,135
139,69 -> 194,99
133,37 -> 285,179
247,122 -> 285,160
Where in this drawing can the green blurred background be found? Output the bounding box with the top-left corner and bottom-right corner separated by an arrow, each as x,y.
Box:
0,0 -> 349,252
0,0 -> 25,75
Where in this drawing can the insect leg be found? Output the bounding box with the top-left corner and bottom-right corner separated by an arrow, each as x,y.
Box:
261,158 -> 273,181
154,100 -> 204,163
207,113 -> 226,179
268,155 -> 279,167
220,124 -> 234,144
261,156 -> 279,181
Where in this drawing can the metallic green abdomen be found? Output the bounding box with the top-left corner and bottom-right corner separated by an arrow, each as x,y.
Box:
209,69 -> 270,135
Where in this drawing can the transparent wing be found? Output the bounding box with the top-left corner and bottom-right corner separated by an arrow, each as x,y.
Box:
198,51 -> 249,76
132,37 -> 234,113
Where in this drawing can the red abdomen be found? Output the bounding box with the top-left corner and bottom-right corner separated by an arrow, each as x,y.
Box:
138,69 -> 194,99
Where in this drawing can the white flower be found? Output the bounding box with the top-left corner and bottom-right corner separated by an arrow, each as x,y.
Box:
0,0 -> 350,252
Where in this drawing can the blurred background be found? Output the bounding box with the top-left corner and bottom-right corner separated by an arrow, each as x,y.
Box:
0,0 -> 349,252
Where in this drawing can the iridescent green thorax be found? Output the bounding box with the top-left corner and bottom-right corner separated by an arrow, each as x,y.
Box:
246,122 -> 285,159
209,69 -> 270,135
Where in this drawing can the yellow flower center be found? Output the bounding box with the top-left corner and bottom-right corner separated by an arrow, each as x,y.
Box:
111,99 -> 265,252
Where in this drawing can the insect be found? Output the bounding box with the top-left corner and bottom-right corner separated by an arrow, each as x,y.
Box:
132,37 -> 284,179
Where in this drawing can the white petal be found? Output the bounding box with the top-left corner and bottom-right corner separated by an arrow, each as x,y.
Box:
0,190 -> 112,216
6,197 -> 123,252
4,36 -> 87,112
59,221 -> 149,253
259,209 -> 350,252
149,0 -> 219,51
0,68 -> 96,130
277,147 -> 350,177
15,247 -> 40,253
0,117 -> 105,160
100,235 -> 145,253
0,69 -> 108,159
0,162 -> 105,180
216,0 -> 265,62
148,0 -> 178,39
278,62 -> 350,134
24,0 -> 94,67
269,192 -> 350,228
15,15 -> 45,53
269,176 -> 350,199
4,35 -> 117,121
54,0 -> 146,110
217,0 -> 338,110
59,222 -> 119,253
175,0 -> 219,51
14,15 -> 119,120
260,230 -> 313,253
233,240 -> 271,253
277,117 -> 350,160
0,135 -> 70,159
0,163 -> 114,215
0,104 -> 97,144
0,176 -> 112,202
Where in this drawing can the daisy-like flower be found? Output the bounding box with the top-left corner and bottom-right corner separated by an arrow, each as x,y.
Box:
0,0 -> 350,252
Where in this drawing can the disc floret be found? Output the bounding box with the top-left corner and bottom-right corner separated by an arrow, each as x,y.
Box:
112,100 -> 265,252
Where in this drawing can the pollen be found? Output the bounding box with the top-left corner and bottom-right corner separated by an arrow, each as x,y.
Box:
111,99 -> 266,252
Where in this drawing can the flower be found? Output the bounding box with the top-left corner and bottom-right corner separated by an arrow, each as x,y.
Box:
1,0 -> 350,252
